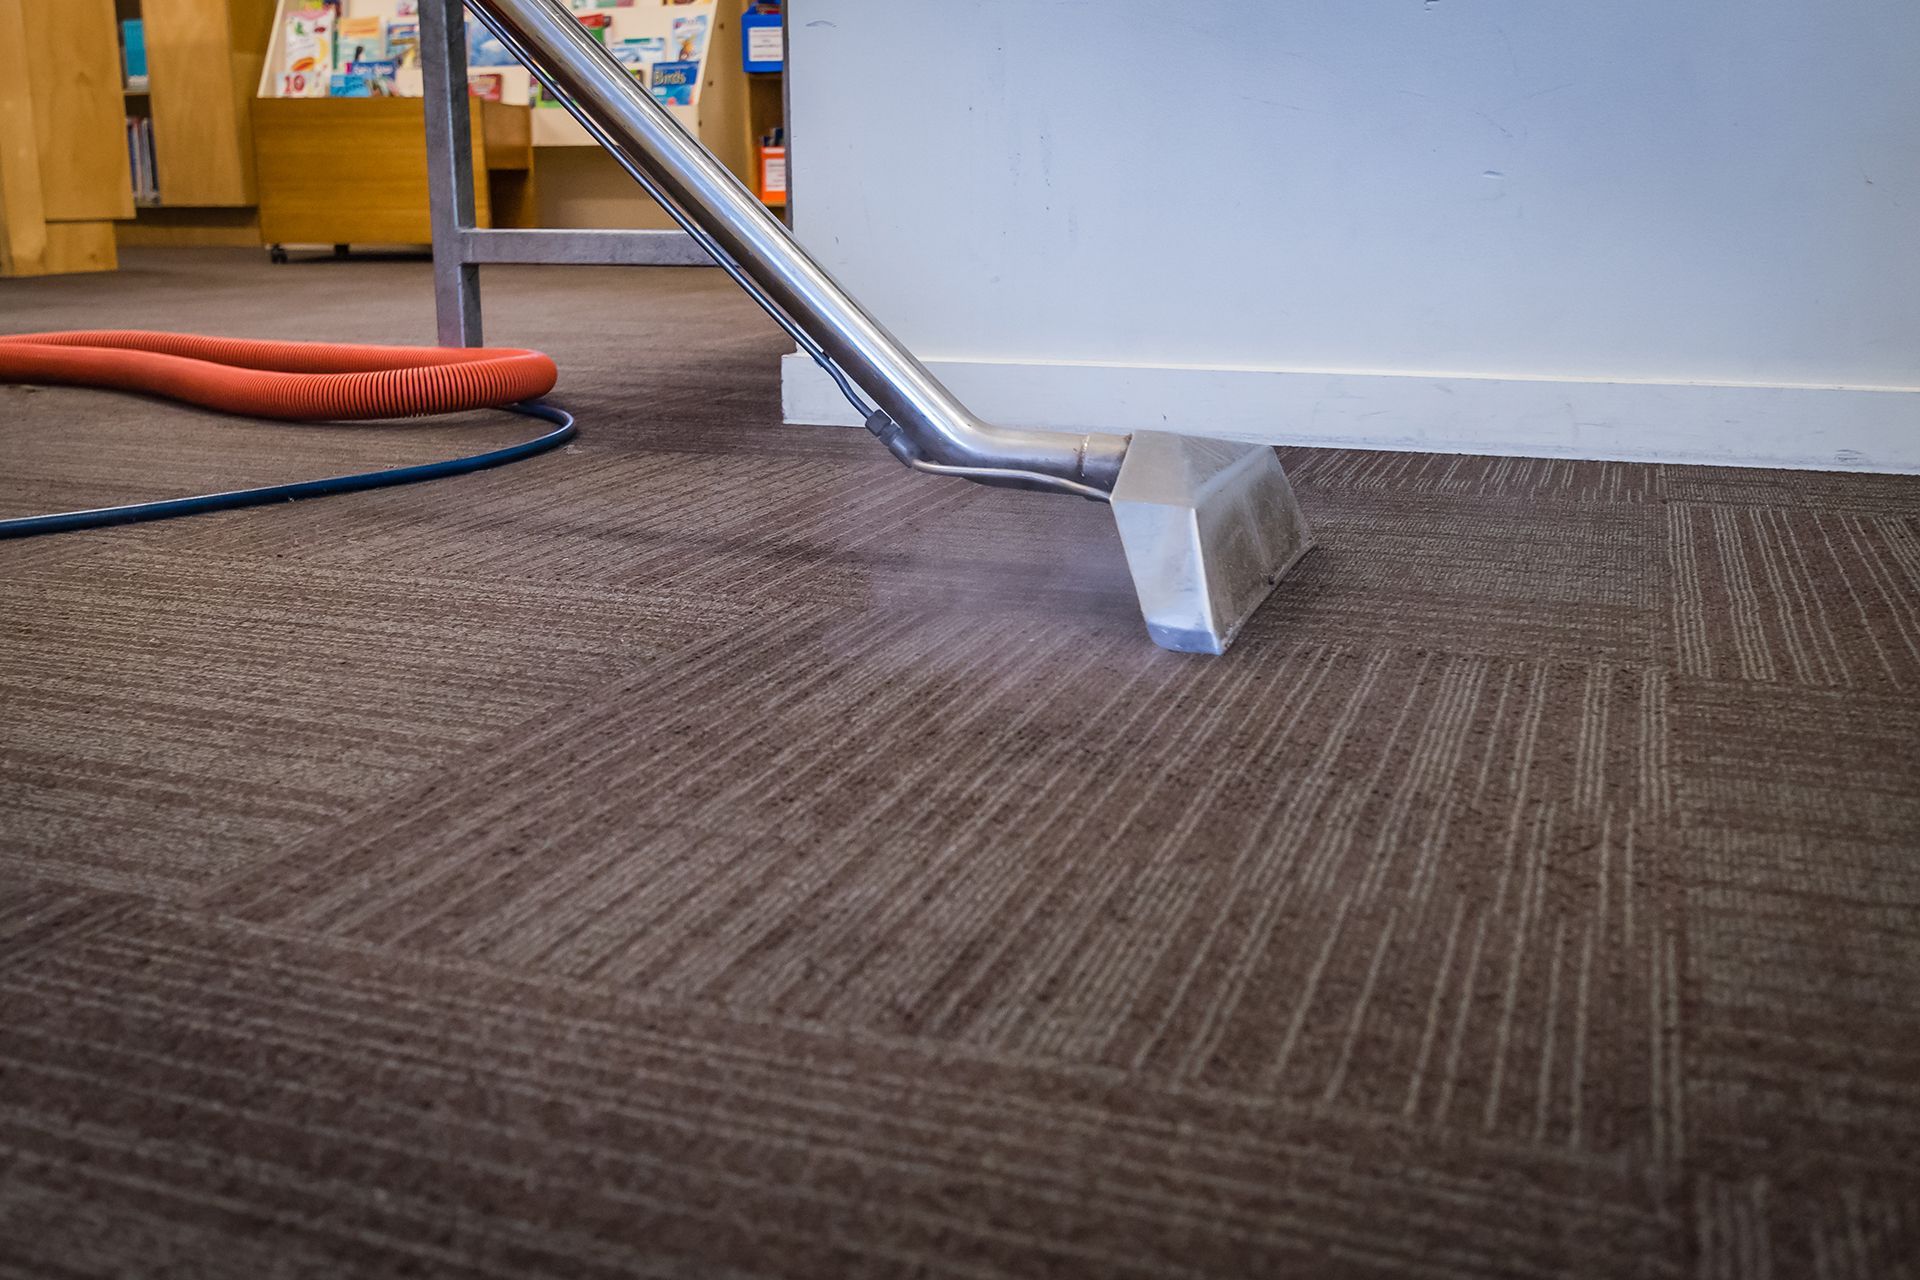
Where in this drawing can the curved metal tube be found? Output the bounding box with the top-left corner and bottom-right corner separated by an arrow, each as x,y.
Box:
465,0 -> 1130,497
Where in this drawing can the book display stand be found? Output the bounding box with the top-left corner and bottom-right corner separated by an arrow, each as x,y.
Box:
250,0 -> 785,331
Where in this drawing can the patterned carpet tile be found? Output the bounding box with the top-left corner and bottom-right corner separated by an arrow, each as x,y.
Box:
199,610 -> 1688,1167
1,548 -> 754,894
0,909 -> 1680,1280
1665,502 -> 1920,690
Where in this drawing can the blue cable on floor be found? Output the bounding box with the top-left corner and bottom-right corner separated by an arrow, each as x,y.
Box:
0,400 -> 574,540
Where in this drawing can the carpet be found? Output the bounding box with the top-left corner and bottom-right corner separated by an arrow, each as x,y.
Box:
3,248 -> 1917,1278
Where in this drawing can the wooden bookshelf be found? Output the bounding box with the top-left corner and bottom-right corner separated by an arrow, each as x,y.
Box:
0,0 -> 785,271
140,0 -> 278,206
746,66 -> 783,208
247,0 -> 780,245
522,0 -> 785,224
0,0 -> 131,275
113,0 -> 276,207
104,0 -> 279,247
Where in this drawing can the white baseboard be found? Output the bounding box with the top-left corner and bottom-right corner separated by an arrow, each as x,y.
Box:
782,353 -> 1920,473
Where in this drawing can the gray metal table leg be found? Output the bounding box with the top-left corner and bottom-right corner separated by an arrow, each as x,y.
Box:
421,0 -> 483,347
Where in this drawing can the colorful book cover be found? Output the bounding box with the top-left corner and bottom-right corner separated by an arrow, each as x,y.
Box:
671,13 -> 709,62
281,7 -> 333,97
575,12 -> 613,45
650,59 -> 696,106
127,118 -> 158,203
467,19 -> 519,67
347,59 -> 399,93
335,15 -> 386,70
120,19 -> 147,85
329,72 -> 374,98
386,22 -> 420,68
469,73 -> 505,102
136,117 -> 158,202
612,35 -> 664,81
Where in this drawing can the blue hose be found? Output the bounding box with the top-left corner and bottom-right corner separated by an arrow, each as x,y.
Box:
0,400 -> 574,540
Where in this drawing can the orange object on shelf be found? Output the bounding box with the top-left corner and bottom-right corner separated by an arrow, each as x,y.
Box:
758,144 -> 787,206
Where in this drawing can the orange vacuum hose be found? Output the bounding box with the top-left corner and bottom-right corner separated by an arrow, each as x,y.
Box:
0,330 -> 557,419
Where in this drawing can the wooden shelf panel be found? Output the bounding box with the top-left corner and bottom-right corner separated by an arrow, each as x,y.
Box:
253,97 -> 514,245
22,0 -> 134,223
141,0 -> 274,206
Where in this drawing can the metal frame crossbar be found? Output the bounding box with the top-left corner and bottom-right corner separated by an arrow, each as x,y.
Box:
417,0 -> 715,348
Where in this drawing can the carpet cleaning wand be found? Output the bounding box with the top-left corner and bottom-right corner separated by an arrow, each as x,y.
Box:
459,0 -> 1312,654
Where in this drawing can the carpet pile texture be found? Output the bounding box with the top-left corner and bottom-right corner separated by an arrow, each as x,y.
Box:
3,250 -> 1918,1277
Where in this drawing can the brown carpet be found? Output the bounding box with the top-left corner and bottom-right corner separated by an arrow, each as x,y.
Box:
3,248 -> 1918,1278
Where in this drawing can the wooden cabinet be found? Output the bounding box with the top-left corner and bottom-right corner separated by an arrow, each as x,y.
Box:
253,98 -> 533,247
0,0 -> 131,275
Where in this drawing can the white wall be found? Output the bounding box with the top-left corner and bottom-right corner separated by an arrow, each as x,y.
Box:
783,0 -> 1920,470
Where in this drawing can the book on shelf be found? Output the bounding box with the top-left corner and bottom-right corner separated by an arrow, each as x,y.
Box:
650,59 -> 697,106
467,19 -> 519,68
612,35 -> 665,83
671,12 -> 708,61
332,61 -> 400,97
126,117 -> 158,204
575,12 -> 614,44
335,15 -> 388,68
277,6 -> 333,97
120,19 -> 148,90
258,0 -> 729,112
387,22 -> 420,68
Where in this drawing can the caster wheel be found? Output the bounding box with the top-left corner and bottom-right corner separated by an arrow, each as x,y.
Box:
332,243 -> 350,258
269,245 -> 288,264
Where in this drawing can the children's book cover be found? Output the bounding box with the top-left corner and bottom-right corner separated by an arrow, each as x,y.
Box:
281,7 -> 334,97
575,12 -> 614,45
650,59 -> 697,106
387,22 -> 420,67
336,15 -> 386,69
467,20 -> 519,67
612,35 -> 665,81
341,59 -> 399,94
671,13 -> 709,62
